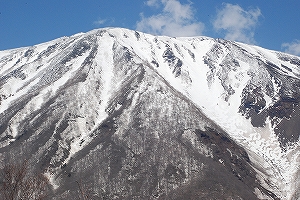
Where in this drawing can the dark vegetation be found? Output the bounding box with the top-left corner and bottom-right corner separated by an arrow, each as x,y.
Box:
0,160 -> 96,200
0,160 -> 49,200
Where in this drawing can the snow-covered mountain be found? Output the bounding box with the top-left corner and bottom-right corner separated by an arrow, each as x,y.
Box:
0,27 -> 299,199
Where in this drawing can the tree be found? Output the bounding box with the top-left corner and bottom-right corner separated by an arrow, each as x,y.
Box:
76,180 -> 90,200
0,160 -> 49,200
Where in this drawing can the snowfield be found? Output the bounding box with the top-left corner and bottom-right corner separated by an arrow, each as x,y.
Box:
0,27 -> 299,199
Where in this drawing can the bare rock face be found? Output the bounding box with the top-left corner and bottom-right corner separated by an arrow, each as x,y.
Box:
0,28 -> 299,199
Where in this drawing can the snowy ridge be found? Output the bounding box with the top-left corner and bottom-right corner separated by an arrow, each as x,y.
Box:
0,27 -> 299,199
98,28 -> 299,198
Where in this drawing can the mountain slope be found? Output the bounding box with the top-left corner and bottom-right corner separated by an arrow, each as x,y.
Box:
0,28 -> 299,199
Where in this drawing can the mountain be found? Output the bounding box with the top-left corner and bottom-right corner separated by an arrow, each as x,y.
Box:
0,27 -> 299,199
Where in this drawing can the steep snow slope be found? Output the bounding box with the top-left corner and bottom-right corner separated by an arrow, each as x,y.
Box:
98,28 -> 300,199
0,28 -> 299,199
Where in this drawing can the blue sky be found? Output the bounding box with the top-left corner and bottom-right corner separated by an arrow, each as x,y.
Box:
1,0 -> 300,55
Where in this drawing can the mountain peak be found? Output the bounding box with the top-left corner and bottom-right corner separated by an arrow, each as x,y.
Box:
0,27 -> 299,199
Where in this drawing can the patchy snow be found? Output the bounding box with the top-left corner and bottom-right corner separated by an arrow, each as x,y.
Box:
110,29 -> 300,199
0,27 -> 299,199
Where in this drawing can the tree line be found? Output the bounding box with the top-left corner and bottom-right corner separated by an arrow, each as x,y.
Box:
0,160 -> 92,200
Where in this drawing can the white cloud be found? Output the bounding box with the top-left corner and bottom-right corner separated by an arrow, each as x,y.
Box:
94,18 -> 107,26
282,40 -> 300,56
213,3 -> 261,44
146,0 -> 159,7
137,0 -> 204,37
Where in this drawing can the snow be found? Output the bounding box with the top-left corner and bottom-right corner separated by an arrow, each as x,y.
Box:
63,32 -> 117,164
0,27 -> 299,199
111,29 -> 300,199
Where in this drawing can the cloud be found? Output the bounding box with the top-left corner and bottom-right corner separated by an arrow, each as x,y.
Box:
282,40 -> 300,56
146,0 -> 159,7
213,3 -> 261,44
137,0 -> 204,37
93,18 -> 115,27
94,18 -> 107,26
